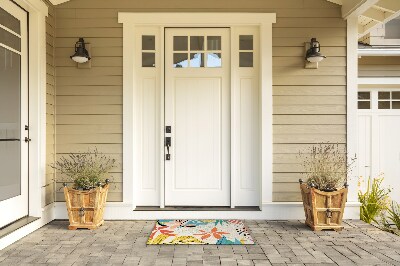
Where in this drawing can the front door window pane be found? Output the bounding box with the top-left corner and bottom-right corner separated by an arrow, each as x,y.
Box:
190,53 -> 204,67
173,36 -> 188,51
173,53 -> 188,68
0,47 -> 21,201
190,36 -> 204,51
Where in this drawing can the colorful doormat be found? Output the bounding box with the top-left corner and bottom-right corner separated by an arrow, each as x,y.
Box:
147,220 -> 254,245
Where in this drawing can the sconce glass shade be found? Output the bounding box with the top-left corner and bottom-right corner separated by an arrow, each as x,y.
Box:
70,38 -> 91,63
305,38 -> 326,63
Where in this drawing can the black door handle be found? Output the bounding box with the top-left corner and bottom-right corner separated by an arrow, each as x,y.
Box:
165,137 -> 171,160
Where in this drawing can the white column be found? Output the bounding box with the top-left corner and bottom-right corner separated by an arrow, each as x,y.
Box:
346,16 -> 359,203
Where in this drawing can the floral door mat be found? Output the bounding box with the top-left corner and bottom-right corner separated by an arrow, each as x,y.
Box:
147,219 -> 254,245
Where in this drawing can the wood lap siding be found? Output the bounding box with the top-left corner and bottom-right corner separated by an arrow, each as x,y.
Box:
45,1 -> 56,206
359,57 -> 400,77
55,0 -> 346,202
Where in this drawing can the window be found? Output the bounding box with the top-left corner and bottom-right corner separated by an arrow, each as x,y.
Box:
239,35 -> 253,67
142,35 -> 155,67
378,91 -> 400,109
173,35 -> 222,68
358,91 -> 371,109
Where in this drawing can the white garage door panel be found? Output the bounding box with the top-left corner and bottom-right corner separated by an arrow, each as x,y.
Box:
379,116 -> 400,202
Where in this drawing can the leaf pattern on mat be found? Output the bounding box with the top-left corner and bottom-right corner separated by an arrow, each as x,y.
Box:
170,236 -> 204,244
147,234 -> 169,244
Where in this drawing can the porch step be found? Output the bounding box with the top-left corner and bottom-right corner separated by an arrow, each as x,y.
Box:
134,206 -> 260,211
0,216 -> 39,240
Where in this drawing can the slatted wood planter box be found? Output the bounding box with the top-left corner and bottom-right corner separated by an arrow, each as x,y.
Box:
299,182 -> 347,231
63,184 -> 109,230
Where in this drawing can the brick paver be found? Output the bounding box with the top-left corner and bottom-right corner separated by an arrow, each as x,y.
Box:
0,220 -> 399,265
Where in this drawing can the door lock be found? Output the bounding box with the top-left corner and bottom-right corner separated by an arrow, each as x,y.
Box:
165,137 -> 171,160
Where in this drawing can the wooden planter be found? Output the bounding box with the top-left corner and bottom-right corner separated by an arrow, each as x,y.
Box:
299,181 -> 347,231
63,183 -> 109,230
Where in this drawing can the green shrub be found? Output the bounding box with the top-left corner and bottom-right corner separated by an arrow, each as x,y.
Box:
358,177 -> 391,224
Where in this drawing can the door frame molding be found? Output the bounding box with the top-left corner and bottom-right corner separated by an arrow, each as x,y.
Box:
12,0 -> 48,217
119,13 -> 276,209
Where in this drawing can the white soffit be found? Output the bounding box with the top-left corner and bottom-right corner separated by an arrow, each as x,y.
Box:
327,0 -> 400,39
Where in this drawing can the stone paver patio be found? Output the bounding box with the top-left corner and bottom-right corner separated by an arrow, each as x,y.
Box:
0,220 -> 399,265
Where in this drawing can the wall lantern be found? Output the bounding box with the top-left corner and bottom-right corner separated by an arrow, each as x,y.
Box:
70,37 -> 91,64
305,38 -> 326,69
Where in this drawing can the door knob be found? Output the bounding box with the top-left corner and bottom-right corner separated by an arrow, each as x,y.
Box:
24,137 -> 31,143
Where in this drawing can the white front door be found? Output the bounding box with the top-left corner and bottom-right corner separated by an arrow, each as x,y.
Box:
357,89 -> 400,203
0,0 -> 29,228
164,28 -> 231,206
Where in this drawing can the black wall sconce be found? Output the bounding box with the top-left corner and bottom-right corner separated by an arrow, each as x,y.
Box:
305,38 -> 326,69
70,37 -> 91,66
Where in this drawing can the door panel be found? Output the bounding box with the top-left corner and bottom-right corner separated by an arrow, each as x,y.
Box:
0,0 -> 28,228
165,28 -> 230,206
174,78 -> 221,190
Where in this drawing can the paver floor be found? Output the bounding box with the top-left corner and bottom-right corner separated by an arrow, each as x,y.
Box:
0,220 -> 399,265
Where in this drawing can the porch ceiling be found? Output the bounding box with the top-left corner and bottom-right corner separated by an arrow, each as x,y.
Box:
327,0 -> 400,39
49,0 -> 399,41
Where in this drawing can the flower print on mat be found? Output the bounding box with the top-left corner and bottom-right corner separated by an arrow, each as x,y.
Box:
147,219 -> 254,245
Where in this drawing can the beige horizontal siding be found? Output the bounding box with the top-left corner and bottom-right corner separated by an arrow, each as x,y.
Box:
55,0 -> 346,202
45,1 -> 56,207
359,56 -> 400,77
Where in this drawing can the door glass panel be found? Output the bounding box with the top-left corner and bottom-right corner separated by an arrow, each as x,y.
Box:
0,7 -> 20,34
239,52 -> 253,67
190,36 -> 204,51
142,52 -> 155,67
358,101 -> 370,109
378,101 -> 390,109
239,35 -> 253,50
189,53 -> 204,67
142,35 -> 155,50
392,91 -> 400,99
392,101 -> 400,109
173,53 -> 188,68
358,92 -> 370,99
0,47 -> 21,201
378,91 -> 390,99
207,36 -> 221,50
207,53 -> 222,68
173,36 -> 188,51
0,27 -> 21,51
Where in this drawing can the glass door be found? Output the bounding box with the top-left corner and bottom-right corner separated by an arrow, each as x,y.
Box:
0,0 -> 28,228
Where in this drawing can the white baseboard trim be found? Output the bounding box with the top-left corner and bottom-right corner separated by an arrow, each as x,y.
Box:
54,201 -> 361,220
0,203 -> 55,250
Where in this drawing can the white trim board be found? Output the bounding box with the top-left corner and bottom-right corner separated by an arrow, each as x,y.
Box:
359,77 -> 400,85
54,202 -> 360,220
119,13 -> 276,210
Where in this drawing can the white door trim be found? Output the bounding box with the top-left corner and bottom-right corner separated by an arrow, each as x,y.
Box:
12,0 -> 48,217
119,13 -> 276,209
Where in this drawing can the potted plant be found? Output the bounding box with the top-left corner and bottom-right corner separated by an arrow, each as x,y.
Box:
53,148 -> 116,230
298,143 -> 355,231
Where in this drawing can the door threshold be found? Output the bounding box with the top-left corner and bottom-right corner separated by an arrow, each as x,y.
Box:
0,216 -> 39,239
134,206 -> 260,211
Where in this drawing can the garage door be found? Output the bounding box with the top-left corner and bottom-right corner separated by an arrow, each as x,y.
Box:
358,89 -> 400,202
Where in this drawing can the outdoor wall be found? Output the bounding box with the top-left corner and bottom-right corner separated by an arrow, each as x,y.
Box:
45,1 -> 56,206
54,0 -> 346,202
359,56 -> 400,77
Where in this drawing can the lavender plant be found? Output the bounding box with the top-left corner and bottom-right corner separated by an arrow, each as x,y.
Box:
53,148 -> 116,190
299,143 -> 355,191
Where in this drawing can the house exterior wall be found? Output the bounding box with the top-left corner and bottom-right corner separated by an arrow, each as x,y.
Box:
45,1 -> 56,207
359,56 -> 400,77
54,0 -> 346,203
